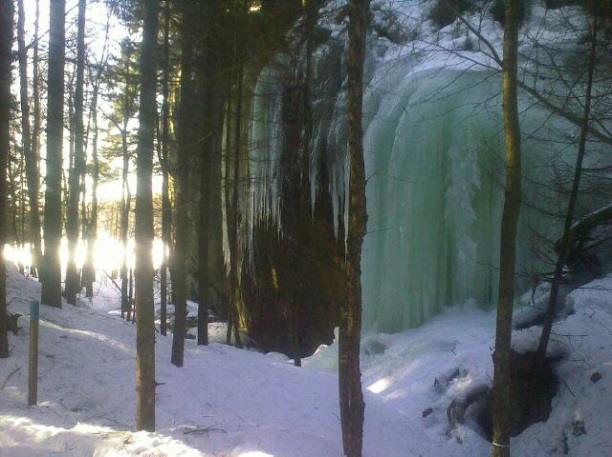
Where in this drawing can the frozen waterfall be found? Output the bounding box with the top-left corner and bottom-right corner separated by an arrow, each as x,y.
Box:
247,4 -> 604,333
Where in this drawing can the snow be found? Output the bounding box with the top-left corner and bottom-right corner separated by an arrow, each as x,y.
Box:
0,266 -> 410,457
2,264 -> 612,456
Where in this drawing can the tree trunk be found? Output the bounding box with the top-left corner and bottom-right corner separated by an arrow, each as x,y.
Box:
537,17 -> 598,360
17,0 -> 42,276
224,86 -> 234,346
7,155 -> 19,244
41,0 -> 66,308
129,267 -> 134,322
19,154 -> 26,253
82,15 -> 111,298
207,64 -> 226,342
120,45 -> 133,318
84,109 -> 99,299
491,2 -> 522,456
171,1 -> 199,367
31,0 -> 42,278
159,0 -> 172,337
340,1 -> 369,456
120,127 -> 131,318
197,6 -> 220,347
0,0 -> 14,358
65,0 -> 86,305
227,66 -> 243,350
134,0 -> 159,432
83,64 -> 105,298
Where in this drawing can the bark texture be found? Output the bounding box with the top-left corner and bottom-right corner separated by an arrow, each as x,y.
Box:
159,0 -> 172,337
340,1 -> 369,456
171,0 -> 198,366
0,0 -> 14,358
31,0 -> 42,276
491,1 -> 522,456
17,0 -> 42,273
41,0 -> 66,308
65,0 -> 87,305
135,0 -> 159,432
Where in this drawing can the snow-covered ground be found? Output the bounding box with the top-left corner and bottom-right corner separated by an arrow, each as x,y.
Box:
1,264 -> 611,456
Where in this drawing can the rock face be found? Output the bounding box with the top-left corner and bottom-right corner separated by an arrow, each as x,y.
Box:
446,350 -> 559,441
7,313 -> 21,335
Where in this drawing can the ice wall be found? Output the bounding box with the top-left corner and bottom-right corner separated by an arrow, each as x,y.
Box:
247,2 -> 604,333
360,66 -> 554,332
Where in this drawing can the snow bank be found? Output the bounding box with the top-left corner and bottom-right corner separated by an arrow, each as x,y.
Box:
305,275 -> 612,457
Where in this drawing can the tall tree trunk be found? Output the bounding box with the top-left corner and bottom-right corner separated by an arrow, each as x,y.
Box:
340,2 -> 369,456
83,79 -> 101,299
159,0 -> 171,337
280,76 -> 304,365
17,0 -> 42,276
65,0 -> 86,305
84,111 -> 99,299
19,154 -> 26,253
197,111 -> 210,345
120,44 -> 134,318
224,86 -> 234,346
31,0 -> 42,276
135,0 -> 159,432
205,51 -> 226,345
196,9 -> 217,347
83,14 -> 111,299
537,17 -> 598,360
491,2 -> 522,456
172,1 -> 198,366
41,0 -> 66,308
0,0 -> 14,359
227,66 -> 243,350
120,127 -> 130,318
31,0 -> 42,277
129,267 -> 134,322
83,83 -> 99,299
8,157 -> 19,243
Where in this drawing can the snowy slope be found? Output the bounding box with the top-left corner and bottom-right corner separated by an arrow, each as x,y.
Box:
1,264 -> 611,457
308,281 -> 612,457
0,266 -> 412,457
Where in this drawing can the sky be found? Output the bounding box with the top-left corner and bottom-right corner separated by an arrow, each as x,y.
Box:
17,0 -> 160,205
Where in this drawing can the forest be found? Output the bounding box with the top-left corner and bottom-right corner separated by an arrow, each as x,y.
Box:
0,0 -> 611,456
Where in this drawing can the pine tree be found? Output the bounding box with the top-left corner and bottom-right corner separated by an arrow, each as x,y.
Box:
65,0 -> 87,305
171,0 -> 199,366
340,1 -> 369,456
198,1 -> 228,348
119,42 -> 134,319
197,0 -> 228,347
32,0 -> 42,219
227,62 -> 244,349
159,0 -> 172,337
0,0 -> 14,359
135,0 -> 159,432
491,1 -> 521,456
41,0 -> 66,308
17,0 -> 42,276
82,14 -> 112,299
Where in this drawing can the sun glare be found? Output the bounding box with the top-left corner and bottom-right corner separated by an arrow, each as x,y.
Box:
4,233 -> 166,274
367,378 -> 391,394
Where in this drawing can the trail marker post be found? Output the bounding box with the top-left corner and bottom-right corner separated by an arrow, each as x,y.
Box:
28,300 -> 39,406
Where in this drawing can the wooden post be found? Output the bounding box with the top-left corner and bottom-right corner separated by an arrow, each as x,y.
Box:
28,300 -> 39,405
